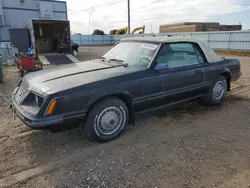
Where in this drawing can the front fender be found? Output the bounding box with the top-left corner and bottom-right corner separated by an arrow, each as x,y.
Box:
86,87 -> 133,110
85,87 -> 134,124
55,86 -> 134,123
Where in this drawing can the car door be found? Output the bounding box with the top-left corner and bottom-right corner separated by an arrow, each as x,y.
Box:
144,67 -> 164,110
149,42 -> 205,106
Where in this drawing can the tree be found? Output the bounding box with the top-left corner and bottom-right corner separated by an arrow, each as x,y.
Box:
110,29 -> 117,35
117,29 -> 126,35
92,29 -> 105,35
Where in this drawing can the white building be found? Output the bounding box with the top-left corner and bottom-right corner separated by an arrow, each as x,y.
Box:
0,0 -> 67,42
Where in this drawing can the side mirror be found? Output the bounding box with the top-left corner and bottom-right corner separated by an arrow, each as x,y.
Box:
154,63 -> 169,70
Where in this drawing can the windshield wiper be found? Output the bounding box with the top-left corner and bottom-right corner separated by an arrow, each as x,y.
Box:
108,58 -> 128,67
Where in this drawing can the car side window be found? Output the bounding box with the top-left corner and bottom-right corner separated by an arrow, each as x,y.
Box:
155,43 -> 203,69
194,45 -> 205,64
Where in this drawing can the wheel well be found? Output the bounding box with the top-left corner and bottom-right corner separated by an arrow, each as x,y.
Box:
221,72 -> 231,91
87,94 -> 134,124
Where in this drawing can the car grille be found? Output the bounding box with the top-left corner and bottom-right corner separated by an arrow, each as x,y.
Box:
15,83 -> 29,104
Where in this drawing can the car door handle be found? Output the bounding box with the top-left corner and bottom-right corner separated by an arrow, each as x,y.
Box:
196,69 -> 204,74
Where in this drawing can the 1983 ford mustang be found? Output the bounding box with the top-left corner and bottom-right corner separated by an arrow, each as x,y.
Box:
11,37 -> 242,142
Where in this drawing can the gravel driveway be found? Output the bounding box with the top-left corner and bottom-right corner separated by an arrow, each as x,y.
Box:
0,49 -> 250,188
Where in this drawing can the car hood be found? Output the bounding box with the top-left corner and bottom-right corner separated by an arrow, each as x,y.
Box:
22,59 -> 139,95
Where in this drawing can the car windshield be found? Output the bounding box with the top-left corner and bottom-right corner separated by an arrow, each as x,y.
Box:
102,42 -> 159,68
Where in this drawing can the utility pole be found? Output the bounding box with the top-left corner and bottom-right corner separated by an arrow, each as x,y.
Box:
88,8 -> 94,60
128,0 -> 131,34
88,11 -> 91,60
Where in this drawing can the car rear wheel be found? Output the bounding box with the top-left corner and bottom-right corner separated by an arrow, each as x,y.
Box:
82,97 -> 129,142
204,75 -> 227,104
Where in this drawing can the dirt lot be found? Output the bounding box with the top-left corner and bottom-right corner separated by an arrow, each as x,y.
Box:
1,47 -> 250,188
77,46 -> 112,61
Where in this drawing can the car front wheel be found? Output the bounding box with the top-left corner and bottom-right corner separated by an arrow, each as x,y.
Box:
204,75 -> 227,104
82,97 -> 129,142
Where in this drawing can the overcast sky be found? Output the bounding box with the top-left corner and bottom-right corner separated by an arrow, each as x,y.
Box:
65,0 -> 250,34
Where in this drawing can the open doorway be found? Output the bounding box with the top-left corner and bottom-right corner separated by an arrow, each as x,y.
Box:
32,20 -> 71,54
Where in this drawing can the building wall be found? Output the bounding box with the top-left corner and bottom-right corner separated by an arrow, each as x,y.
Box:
160,25 -> 197,33
160,22 -> 242,33
195,24 -> 204,32
0,26 -> 10,41
206,24 -> 242,31
185,22 -> 219,25
0,53 -> 2,82
0,0 -> 67,41
160,23 -> 185,30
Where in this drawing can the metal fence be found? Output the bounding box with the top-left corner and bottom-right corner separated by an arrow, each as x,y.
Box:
71,35 -> 114,45
71,30 -> 250,51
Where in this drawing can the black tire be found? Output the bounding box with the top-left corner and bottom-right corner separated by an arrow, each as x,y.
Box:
204,75 -> 227,104
82,97 -> 129,142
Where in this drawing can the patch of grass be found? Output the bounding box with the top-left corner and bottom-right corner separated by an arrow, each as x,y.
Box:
2,65 -> 16,69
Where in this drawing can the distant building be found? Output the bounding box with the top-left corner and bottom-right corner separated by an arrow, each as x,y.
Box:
0,0 -> 67,42
159,22 -> 242,33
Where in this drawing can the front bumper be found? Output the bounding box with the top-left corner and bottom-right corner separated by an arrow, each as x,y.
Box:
11,93 -> 85,130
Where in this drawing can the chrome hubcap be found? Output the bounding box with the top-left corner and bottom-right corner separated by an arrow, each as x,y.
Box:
213,81 -> 226,100
96,107 -> 124,135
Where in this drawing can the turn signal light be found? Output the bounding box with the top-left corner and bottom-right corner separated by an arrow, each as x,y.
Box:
45,99 -> 57,116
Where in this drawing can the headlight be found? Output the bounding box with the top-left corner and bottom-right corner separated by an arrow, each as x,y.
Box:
34,95 -> 44,107
35,95 -> 39,105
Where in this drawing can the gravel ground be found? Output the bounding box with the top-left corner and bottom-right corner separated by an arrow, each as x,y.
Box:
0,47 -> 250,188
77,46 -> 112,61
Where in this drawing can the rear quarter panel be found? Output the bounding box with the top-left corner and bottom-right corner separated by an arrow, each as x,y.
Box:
204,58 -> 241,91
204,61 -> 227,86
224,58 -> 241,80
